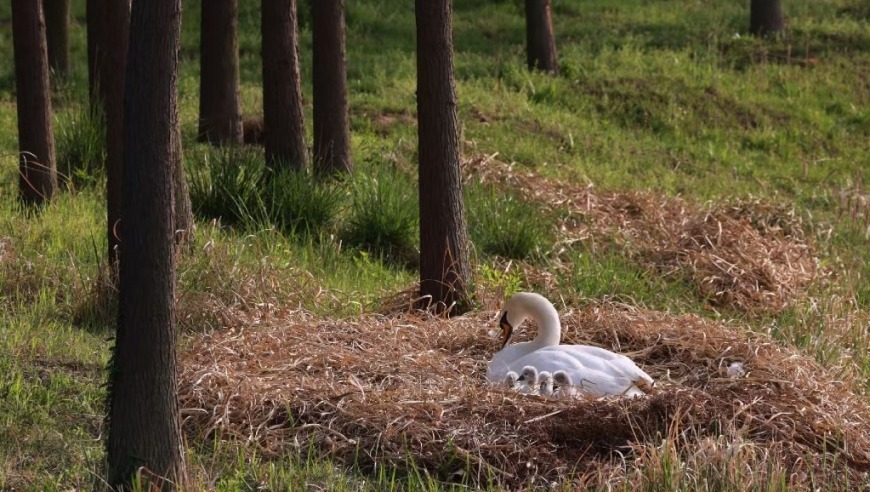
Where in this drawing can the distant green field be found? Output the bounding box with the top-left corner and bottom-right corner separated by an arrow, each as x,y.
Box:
1,0 -> 868,489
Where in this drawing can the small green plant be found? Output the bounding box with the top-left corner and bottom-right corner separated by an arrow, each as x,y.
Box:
265,169 -> 343,236
466,182 -> 553,260
187,145 -> 268,226
343,167 -> 418,265
55,104 -> 106,190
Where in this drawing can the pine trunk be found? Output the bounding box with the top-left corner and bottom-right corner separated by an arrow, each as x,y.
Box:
106,0 -> 185,488
750,0 -> 784,37
43,0 -> 71,76
415,0 -> 472,315
312,0 -> 352,175
102,0 -> 131,270
87,0 -> 105,107
12,0 -> 57,206
198,0 -> 243,144
524,0 -> 558,74
262,0 -> 308,171
173,124 -> 195,249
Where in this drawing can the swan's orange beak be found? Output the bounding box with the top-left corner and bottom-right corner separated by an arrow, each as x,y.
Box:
499,312 -> 513,349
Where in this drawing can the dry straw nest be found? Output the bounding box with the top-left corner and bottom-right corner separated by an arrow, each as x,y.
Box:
180,301 -> 870,488
463,154 -> 821,315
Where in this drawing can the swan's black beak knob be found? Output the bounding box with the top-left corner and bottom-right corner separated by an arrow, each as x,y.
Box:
499,311 -> 513,349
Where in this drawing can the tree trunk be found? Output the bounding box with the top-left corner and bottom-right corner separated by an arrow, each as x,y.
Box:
198,0 -> 243,145
415,0 -> 472,315
12,0 -> 57,206
43,0 -> 70,76
173,124 -> 195,249
525,0 -> 558,74
106,0 -> 185,488
87,0 -> 105,108
750,0 -> 784,37
262,0 -> 308,171
312,0 -> 352,176
102,0 -> 131,271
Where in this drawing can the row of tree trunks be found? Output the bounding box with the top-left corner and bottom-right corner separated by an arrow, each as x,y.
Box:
12,0 -> 57,206
261,0 -> 309,171
43,0 -> 70,76
198,0 -> 243,145
312,0 -> 352,175
525,0 -> 558,74
415,0 -> 472,315
105,0 -> 185,488
102,0 -> 131,269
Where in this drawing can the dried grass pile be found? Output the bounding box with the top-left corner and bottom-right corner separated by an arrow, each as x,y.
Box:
463,155 -> 821,314
179,302 -> 870,488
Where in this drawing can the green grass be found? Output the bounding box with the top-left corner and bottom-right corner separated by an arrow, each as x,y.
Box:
2,0 -> 870,489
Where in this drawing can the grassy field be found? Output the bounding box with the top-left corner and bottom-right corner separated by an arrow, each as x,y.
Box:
1,0 -> 869,489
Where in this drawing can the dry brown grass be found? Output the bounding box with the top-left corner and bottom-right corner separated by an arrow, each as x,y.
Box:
462,154 -> 822,315
179,299 -> 870,489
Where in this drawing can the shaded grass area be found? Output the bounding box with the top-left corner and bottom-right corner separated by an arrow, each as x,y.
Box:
0,0 -> 869,489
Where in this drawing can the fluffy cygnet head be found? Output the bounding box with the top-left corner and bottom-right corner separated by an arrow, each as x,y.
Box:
553,370 -> 573,387
503,371 -> 519,389
518,366 -> 539,385
538,371 -> 553,396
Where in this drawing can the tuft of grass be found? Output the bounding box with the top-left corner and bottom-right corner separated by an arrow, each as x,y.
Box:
466,182 -> 554,260
54,104 -> 106,190
187,145 -> 269,226
265,169 -> 343,236
343,166 -> 418,265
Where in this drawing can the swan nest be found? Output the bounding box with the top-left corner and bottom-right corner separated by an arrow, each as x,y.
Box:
179,298 -> 870,489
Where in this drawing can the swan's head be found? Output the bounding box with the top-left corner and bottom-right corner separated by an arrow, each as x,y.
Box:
539,371 -> 553,388
497,292 -> 552,349
517,365 -> 538,384
553,370 -> 572,387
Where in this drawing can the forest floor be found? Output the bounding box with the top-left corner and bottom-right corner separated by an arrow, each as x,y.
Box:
2,0 -> 870,490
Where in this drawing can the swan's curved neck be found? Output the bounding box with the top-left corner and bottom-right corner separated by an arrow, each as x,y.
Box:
526,296 -> 561,348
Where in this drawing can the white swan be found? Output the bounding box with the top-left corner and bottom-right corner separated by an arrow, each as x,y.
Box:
538,371 -> 554,397
486,292 -> 653,397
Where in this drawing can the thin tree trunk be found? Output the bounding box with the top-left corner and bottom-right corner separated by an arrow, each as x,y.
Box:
12,0 -> 57,206
525,0 -> 558,74
198,0 -> 243,144
750,0 -> 784,37
87,0 -> 105,108
102,0 -> 131,271
415,0 -> 472,315
44,0 -> 71,76
173,124 -> 195,249
312,0 -> 352,176
262,0 -> 308,171
106,0 -> 185,488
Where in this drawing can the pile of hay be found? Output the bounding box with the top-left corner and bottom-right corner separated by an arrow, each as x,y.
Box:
463,155 -> 821,314
179,302 -> 870,488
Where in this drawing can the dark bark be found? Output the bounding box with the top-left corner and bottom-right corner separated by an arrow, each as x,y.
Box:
524,0 -> 558,74
106,0 -> 185,488
173,124 -> 195,249
43,0 -> 71,76
12,0 -> 57,206
262,0 -> 308,170
102,0 -> 131,270
415,0 -> 472,315
198,0 -> 243,144
312,0 -> 352,175
87,0 -> 105,107
750,0 -> 784,37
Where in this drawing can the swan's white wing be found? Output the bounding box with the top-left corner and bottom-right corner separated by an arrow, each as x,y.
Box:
497,345 -> 653,397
